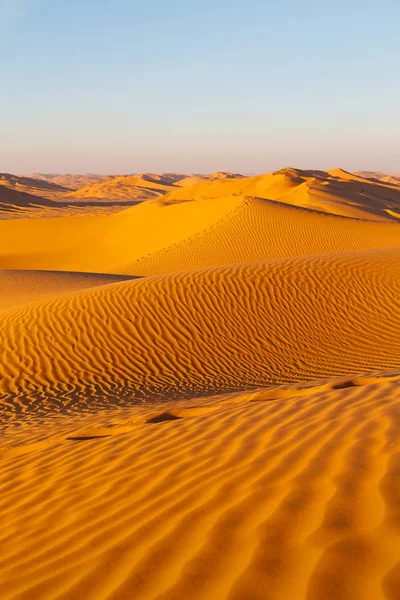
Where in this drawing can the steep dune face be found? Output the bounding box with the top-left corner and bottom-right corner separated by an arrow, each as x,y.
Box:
1,248 -> 399,412
164,168 -> 400,221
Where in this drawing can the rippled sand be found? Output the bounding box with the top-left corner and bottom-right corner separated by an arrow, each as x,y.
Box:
1,167 -> 400,599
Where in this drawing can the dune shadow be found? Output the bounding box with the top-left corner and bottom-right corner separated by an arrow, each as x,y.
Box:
146,412 -> 183,424
331,380 -> 357,390
66,435 -> 112,441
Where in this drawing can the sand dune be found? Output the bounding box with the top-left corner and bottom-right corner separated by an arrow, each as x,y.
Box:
28,173 -> 116,190
0,172 -> 69,199
176,171 -> 245,187
0,185 -> 140,220
165,167 -> 400,221
0,174 -> 141,219
0,194 -> 242,271
356,171 -> 400,187
67,174 -> 179,200
128,196 -> 400,276
2,165 -> 400,599
1,247 -> 399,413
1,194 -> 400,274
1,372 -> 400,599
0,185 -> 61,218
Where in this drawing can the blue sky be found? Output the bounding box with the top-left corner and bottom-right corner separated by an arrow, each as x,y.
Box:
1,0 -> 399,174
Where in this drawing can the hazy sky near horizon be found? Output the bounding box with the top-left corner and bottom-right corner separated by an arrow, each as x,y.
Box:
1,0 -> 400,174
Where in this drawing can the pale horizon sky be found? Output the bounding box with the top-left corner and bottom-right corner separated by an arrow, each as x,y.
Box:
1,0 -> 400,175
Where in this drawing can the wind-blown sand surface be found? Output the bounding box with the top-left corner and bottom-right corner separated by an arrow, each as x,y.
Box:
1,167 -> 400,599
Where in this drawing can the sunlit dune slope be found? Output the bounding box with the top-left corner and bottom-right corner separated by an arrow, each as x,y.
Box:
165,167 -> 400,221
1,194 -> 400,275
1,373 -> 400,600
0,270 -> 134,313
1,247 -> 399,410
67,174 -> 178,200
0,195 -> 242,272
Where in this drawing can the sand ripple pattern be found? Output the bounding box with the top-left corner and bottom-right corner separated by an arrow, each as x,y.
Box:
1,247 -> 400,414
1,375 -> 400,599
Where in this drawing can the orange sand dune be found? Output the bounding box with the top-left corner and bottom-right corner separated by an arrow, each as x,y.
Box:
0,172 -> 69,199
356,171 -> 400,186
2,165 -> 400,600
67,173 -> 179,200
0,194 -> 242,271
0,173 -> 144,219
28,173 -> 116,190
165,167 -> 400,221
176,171 -> 245,187
1,194 -> 400,275
0,185 -> 61,218
128,196 -> 400,276
1,372 -> 400,599
1,247 -> 399,412
0,185 -> 141,220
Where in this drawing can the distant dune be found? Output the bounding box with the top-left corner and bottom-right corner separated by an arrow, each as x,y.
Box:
2,165 -> 400,600
165,167 -> 400,221
66,173 -> 180,200
29,172 -> 116,190
355,171 -> 400,186
176,171 -> 245,187
0,184 -> 61,218
0,172 -> 69,198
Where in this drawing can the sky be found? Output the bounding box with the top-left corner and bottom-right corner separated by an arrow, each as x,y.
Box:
1,0 -> 400,174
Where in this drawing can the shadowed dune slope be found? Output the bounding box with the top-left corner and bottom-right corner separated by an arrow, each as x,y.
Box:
1,374 -> 400,599
0,195 -> 400,275
1,247 -> 400,412
0,186 -> 59,217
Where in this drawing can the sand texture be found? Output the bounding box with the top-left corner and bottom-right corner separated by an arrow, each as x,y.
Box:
1,167 -> 400,599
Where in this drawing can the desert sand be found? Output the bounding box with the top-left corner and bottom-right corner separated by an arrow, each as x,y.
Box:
1,167 -> 400,599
